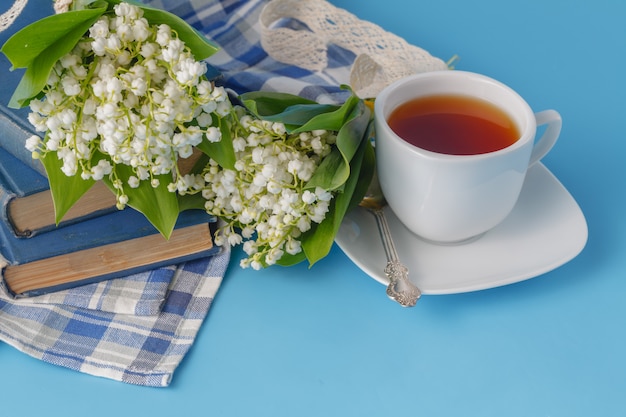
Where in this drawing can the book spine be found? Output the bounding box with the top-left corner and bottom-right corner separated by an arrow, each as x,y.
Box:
0,191 -> 17,266
0,155 -> 21,256
0,145 -> 50,238
0,175 -> 16,228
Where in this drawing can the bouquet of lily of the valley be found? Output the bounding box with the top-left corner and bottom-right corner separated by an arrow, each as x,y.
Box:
1,0 -> 374,269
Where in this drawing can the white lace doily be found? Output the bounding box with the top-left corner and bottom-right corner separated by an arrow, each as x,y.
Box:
0,0 -> 28,33
53,0 -> 72,14
260,0 -> 448,98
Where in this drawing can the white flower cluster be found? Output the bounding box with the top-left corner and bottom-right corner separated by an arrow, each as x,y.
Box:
26,3 -> 229,208
23,2 -> 347,267
185,108 -> 337,269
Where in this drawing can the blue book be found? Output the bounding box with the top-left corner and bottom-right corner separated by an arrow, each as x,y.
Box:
0,143 -> 218,296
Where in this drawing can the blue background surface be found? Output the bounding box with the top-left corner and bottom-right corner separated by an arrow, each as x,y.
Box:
1,0 -> 625,416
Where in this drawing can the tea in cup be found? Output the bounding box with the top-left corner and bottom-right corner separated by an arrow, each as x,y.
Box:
374,70 -> 562,243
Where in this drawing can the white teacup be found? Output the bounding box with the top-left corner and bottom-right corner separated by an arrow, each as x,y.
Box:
374,70 -> 562,244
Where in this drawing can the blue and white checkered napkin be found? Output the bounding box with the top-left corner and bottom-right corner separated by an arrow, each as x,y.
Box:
146,0 -> 354,103
0,250 -> 229,386
0,0 -> 356,387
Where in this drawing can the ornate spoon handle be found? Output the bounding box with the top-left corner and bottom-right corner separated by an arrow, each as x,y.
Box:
371,208 -> 421,307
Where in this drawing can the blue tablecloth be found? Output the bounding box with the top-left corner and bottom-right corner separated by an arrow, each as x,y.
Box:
1,0 -> 624,415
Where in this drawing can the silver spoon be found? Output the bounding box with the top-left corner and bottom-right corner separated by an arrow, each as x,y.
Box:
359,171 -> 422,307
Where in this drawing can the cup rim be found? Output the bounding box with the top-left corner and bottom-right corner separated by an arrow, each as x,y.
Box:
374,70 -> 536,161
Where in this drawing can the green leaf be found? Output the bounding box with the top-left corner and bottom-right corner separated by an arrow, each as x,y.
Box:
305,99 -> 371,191
1,8 -> 107,107
275,251 -> 307,267
178,192 -> 207,212
240,91 -> 319,117
39,151 -> 97,224
347,136 -> 376,211
335,99 -> 371,164
244,102 -> 339,129
268,103 -> 340,129
241,91 -> 363,135
241,91 -> 360,134
8,54 -> 53,108
1,8 -> 105,68
301,132 -> 375,266
196,117 -> 236,170
291,94 -> 359,133
305,148 -> 348,192
102,165 -> 180,239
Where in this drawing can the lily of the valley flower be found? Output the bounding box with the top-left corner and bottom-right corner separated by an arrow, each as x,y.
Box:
184,110 -> 338,269
27,3 -> 230,209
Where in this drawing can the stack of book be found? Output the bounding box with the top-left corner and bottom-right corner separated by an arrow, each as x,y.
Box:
0,5 -> 219,298
0,115 -> 219,297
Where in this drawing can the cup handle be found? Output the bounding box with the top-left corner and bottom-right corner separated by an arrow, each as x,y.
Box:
529,109 -> 562,166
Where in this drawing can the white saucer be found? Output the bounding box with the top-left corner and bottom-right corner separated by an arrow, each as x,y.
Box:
335,163 -> 588,295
